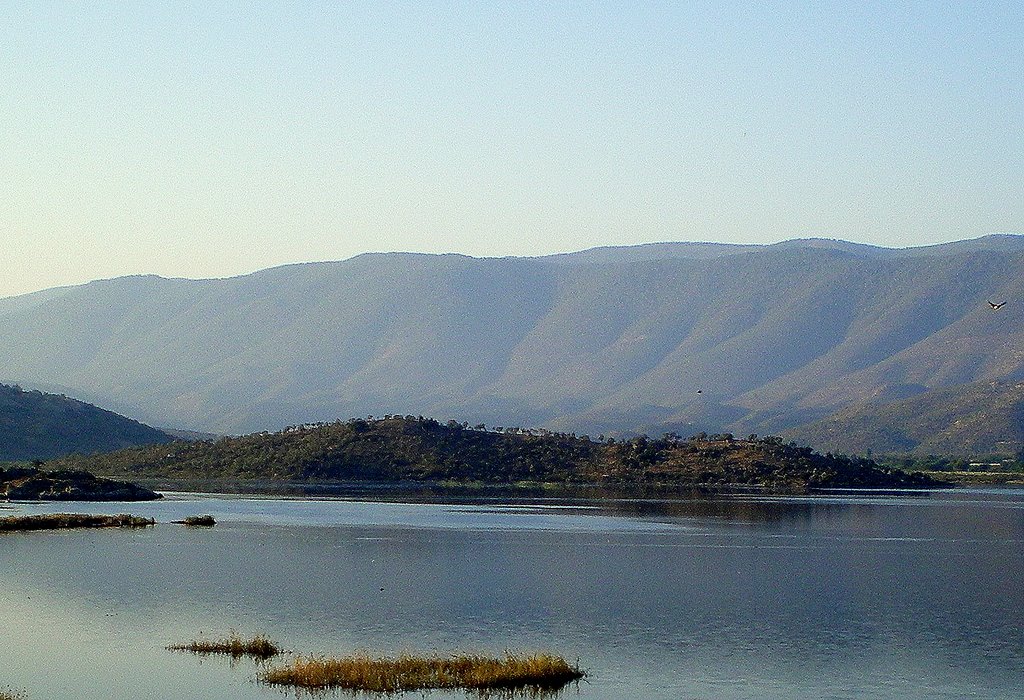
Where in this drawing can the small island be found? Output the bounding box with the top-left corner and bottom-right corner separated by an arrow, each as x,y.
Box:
0,465 -> 162,501
43,416 -> 947,491
0,513 -> 154,533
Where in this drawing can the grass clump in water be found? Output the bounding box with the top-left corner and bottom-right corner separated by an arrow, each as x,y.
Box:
0,513 -> 154,533
167,633 -> 280,660
174,514 -> 216,527
260,651 -> 584,692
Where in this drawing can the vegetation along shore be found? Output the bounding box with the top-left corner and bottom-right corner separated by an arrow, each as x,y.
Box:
46,415 -> 942,491
46,415 -> 947,490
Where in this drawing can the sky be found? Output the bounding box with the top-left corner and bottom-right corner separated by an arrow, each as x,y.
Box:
1,1 -> 1022,298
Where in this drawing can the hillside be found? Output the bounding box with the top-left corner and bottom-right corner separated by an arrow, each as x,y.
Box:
47,416 -> 942,490
786,381 -> 1024,457
2,235 -> 1023,446
0,384 -> 174,462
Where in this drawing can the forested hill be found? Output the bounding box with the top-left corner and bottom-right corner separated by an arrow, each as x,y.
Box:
48,416 -> 942,490
0,384 -> 174,462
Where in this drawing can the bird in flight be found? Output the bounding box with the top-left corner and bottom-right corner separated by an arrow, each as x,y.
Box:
988,301 -> 1007,309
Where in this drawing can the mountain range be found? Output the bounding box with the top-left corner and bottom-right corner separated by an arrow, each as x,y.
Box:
2,235 -> 1022,455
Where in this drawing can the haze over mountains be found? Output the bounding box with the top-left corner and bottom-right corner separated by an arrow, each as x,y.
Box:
2,235 -> 1023,455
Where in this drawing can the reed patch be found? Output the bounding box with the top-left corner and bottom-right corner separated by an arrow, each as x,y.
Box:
167,633 -> 280,660
259,651 -> 584,692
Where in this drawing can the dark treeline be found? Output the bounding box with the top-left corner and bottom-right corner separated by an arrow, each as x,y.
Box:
46,415 -> 944,490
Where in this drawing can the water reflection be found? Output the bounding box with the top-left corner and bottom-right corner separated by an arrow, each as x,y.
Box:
64,479 -> 948,530
2,489 -> 1024,699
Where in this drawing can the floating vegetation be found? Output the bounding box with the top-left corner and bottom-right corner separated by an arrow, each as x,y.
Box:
0,513 -> 154,533
259,652 -> 585,692
167,633 -> 280,660
174,514 -> 216,527
0,688 -> 26,700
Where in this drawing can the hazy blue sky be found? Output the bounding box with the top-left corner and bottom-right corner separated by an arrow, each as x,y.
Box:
2,1 -> 1021,297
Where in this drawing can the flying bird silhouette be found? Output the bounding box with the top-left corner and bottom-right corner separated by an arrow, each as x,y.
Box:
988,300 -> 1007,309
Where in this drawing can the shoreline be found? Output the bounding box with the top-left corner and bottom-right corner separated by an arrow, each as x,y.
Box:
106,476 -> 957,501
919,470 -> 1024,485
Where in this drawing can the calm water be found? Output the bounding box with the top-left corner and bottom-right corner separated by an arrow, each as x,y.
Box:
2,488 -> 1024,699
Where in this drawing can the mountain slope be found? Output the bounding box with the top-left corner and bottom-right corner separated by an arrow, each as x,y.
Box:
0,384 -> 175,461
0,236 -> 1022,443
785,381 -> 1024,456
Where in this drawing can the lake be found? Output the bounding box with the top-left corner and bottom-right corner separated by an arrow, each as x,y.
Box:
2,487 -> 1023,699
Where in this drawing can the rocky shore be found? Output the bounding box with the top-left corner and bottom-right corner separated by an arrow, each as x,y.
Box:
0,466 -> 162,501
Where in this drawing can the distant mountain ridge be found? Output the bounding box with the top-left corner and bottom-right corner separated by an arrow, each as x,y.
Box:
539,233 -> 1024,264
0,384 -> 174,461
1,235 -> 1022,453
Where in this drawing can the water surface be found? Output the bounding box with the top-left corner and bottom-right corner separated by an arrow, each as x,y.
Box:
2,488 -> 1023,699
